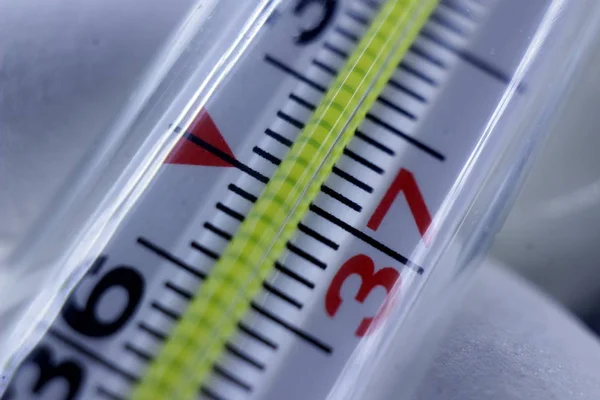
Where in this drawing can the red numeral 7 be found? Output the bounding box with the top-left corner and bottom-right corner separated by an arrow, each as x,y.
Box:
368,168 -> 432,244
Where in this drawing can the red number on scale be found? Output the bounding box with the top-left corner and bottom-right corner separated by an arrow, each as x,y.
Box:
325,254 -> 400,336
368,168 -> 432,244
325,168 -> 431,335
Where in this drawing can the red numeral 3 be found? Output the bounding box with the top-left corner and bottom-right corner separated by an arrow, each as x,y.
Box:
325,254 -> 400,336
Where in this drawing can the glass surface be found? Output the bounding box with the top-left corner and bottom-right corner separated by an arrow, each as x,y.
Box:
0,0 -> 278,369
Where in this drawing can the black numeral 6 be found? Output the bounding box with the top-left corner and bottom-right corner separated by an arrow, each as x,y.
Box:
62,257 -> 145,338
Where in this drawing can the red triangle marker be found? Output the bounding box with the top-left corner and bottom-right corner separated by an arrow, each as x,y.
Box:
165,109 -> 236,167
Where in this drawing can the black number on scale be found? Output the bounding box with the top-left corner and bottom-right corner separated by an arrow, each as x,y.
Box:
2,345 -> 84,400
62,256 -> 145,338
294,0 -> 338,44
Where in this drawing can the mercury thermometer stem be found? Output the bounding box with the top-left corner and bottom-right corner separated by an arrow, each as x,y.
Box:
132,1 -> 439,398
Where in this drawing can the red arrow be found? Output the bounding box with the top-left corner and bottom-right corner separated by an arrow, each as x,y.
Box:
165,110 -> 236,167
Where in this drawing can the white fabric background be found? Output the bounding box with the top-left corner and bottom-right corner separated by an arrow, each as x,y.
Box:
417,260 -> 600,400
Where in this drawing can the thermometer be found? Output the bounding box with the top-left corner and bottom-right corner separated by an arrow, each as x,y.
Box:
2,0 -> 597,399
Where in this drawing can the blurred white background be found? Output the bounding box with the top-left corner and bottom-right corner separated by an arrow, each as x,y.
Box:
490,44 -> 600,323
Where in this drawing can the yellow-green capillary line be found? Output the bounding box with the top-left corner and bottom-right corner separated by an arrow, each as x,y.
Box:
132,0 -> 438,398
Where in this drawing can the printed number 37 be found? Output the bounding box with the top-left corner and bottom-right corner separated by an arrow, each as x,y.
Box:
325,168 -> 432,336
